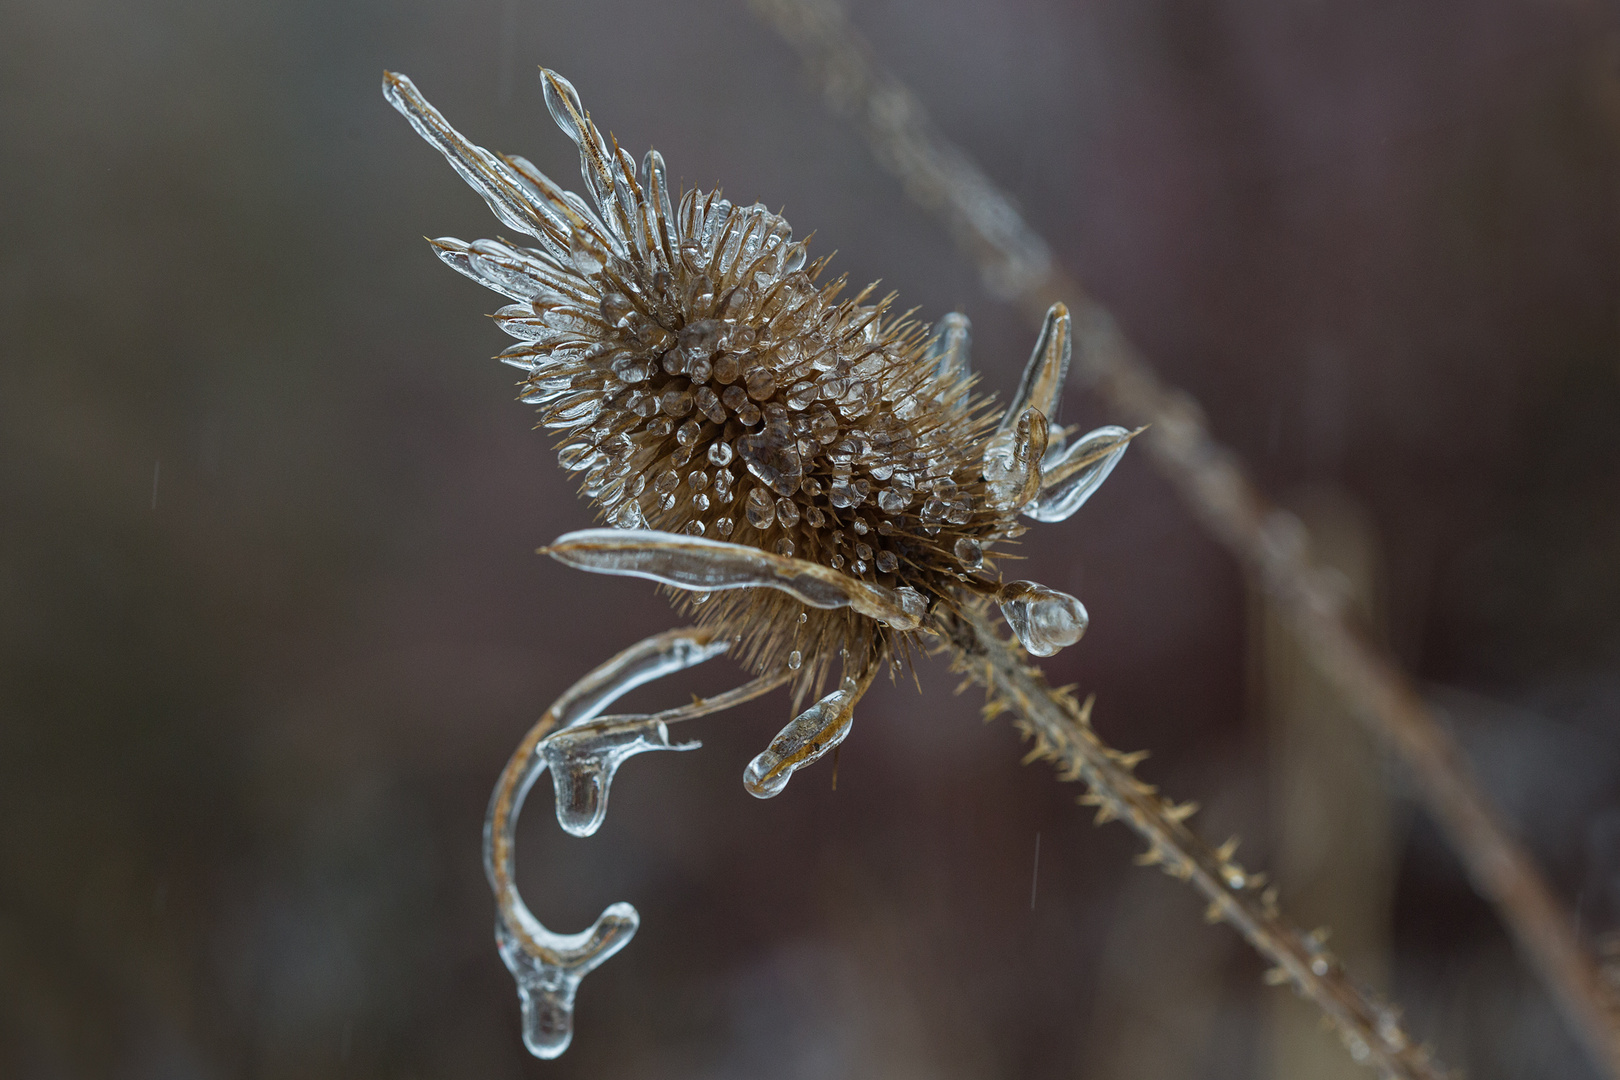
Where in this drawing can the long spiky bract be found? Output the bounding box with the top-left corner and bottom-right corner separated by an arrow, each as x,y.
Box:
379,66 -> 1454,1077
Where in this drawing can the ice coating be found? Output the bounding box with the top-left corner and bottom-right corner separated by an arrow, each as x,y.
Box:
384,73 -> 567,257
743,677 -> 860,798
540,717 -> 699,837
983,407 -> 1050,511
1025,426 -> 1138,523
549,627 -> 732,731
999,302 -> 1072,443
485,628 -> 742,1059
543,528 -> 929,631
997,580 -> 1089,657
927,311 -> 972,382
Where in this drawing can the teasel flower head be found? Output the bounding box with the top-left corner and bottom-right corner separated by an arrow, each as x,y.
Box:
385,66 -> 1138,1059
384,68 -> 1136,703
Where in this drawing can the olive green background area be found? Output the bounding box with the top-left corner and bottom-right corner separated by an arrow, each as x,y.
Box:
4,1 -> 1619,1077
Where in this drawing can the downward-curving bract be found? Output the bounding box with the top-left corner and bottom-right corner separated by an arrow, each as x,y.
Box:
386,66 -> 1135,1057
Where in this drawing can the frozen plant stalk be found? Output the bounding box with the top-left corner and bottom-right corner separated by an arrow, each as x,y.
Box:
385,67 -> 1442,1076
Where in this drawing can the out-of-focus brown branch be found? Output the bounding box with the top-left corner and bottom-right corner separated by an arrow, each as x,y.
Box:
941,603 -> 1448,1080
744,0 -> 1620,1075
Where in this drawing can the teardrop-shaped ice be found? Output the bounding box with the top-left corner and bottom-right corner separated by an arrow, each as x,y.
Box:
540,718 -> 699,837
997,580 -> 1088,657
998,302 -> 1071,438
735,418 -> 804,497
982,407 -> 1050,511
927,311 -> 972,382
1024,426 -> 1137,523
743,677 -> 859,798
494,901 -> 639,1059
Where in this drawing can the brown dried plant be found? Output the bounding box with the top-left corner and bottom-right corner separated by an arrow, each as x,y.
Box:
384,67 -> 1448,1077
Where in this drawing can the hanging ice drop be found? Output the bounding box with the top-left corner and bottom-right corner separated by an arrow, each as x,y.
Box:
540,717 -> 699,837
743,677 -> 859,798
495,902 -> 639,1059
997,580 -> 1089,657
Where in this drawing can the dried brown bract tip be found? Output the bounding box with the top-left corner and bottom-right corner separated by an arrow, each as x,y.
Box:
384,68 -> 1136,705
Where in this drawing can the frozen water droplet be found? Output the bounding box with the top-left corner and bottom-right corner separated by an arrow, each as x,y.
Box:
707,441 -> 734,467
744,366 -> 777,401
982,408 -> 1049,511
1024,426 -> 1135,523
775,497 -> 801,528
540,718 -> 699,837
998,581 -> 1088,657
695,386 -> 726,424
610,500 -> 646,529
775,537 -> 795,557
877,487 -> 910,513
736,420 -> 804,497
953,537 -> 984,571
787,649 -> 803,670
661,383 -> 694,418
715,516 -> 735,536
745,487 -> 775,529
743,677 -> 858,797
875,550 -> 898,573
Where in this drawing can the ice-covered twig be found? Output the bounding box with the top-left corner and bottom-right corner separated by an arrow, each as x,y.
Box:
745,1 -> 1620,1072
940,602 -> 1449,1080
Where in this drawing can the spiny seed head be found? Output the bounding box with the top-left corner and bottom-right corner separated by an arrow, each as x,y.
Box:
386,69 -> 1037,696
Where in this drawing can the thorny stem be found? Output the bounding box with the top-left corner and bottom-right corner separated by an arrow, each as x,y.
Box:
746,1 -> 1620,1074
941,603 -> 1448,1080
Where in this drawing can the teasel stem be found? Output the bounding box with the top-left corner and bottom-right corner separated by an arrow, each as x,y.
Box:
939,602 -> 1447,1080
747,1 -> 1620,1074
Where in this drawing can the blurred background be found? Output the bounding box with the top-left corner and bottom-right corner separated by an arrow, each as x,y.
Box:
4,0 -> 1619,1076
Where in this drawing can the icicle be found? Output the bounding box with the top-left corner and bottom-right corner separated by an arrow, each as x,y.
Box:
982,407 -> 1049,511
997,580 -> 1088,657
1024,425 -> 1137,523
743,677 -> 859,797
494,899 -> 638,1059
540,717 -> 698,837
927,311 -> 972,382
997,302 -> 1072,440
543,529 -> 929,631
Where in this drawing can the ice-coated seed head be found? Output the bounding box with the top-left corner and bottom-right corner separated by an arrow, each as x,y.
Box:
386,67 -> 1131,691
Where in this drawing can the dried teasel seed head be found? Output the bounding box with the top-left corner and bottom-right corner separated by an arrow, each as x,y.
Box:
384,69 -> 1130,696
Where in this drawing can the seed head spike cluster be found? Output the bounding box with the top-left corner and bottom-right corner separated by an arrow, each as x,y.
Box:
384,66 -> 1136,1059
